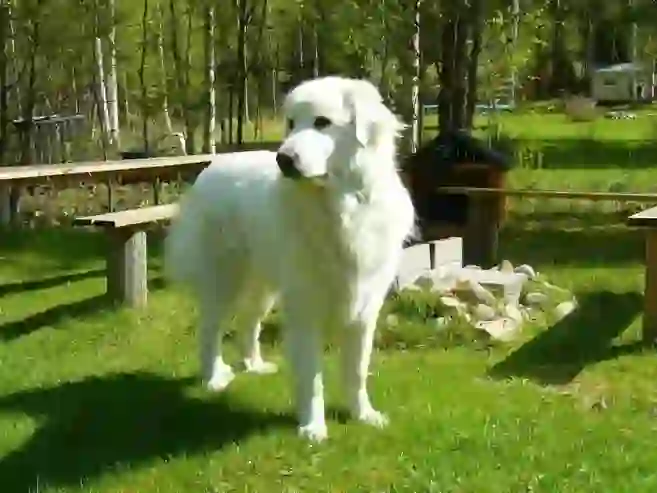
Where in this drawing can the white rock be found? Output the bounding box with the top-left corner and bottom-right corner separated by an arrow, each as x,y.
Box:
475,317 -> 521,341
504,303 -> 524,324
525,291 -> 550,306
514,264 -> 537,279
413,274 -> 434,290
538,279 -> 571,295
472,303 -> 497,321
439,295 -> 464,309
465,280 -> 497,306
553,300 -> 577,322
499,259 -> 514,273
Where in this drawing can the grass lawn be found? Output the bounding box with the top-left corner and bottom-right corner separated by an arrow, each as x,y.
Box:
3,109 -> 657,492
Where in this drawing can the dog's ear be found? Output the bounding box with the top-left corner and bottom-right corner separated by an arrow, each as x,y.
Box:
345,80 -> 406,147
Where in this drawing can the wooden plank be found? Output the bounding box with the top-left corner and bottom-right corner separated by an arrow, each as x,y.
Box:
643,231 -> 657,343
0,155 -> 214,184
0,148 -> 281,185
628,205 -> 657,227
438,186 -> 657,203
73,204 -> 178,228
107,228 -> 148,307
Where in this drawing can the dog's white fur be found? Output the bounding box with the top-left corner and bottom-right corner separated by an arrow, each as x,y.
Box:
165,76 -> 415,441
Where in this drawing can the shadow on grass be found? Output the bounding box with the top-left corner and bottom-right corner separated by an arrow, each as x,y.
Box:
0,269 -> 105,296
514,138 -> 657,170
0,372 -> 295,491
0,295 -> 114,342
1,278 -> 166,342
0,227 -> 166,273
499,219 -> 644,267
489,291 -> 649,385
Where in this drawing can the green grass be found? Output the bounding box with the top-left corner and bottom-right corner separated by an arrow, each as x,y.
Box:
3,108 -> 657,492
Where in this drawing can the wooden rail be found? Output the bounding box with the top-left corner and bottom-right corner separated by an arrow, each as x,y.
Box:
433,186 -> 657,269
437,186 -> 657,203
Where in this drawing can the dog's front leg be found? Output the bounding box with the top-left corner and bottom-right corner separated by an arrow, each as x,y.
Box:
342,288 -> 389,429
285,318 -> 327,442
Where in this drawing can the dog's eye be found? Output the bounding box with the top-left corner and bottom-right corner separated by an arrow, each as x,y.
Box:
313,116 -> 332,130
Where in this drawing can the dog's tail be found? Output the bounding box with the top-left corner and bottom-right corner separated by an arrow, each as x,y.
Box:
164,187 -> 209,289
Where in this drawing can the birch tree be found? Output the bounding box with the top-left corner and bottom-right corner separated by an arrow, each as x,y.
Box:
93,0 -> 110,154
203,3 -> 215,153
107,0 -> 120,147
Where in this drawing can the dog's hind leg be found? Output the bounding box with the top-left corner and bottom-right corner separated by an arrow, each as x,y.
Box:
197,257 -> 249,392
236,283 -> 278,375
198,285 -> 236,392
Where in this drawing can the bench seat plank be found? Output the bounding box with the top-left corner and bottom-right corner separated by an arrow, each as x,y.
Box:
73,204 -> 180,307
73,204 -> 179,228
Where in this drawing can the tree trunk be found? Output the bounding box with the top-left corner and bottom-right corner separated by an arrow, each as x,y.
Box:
107,0 -> 120,148
465,0 -> 483,128
139,0 -> 150,154
0,3 -> 9,164
510,0 -> 520,103
156,3 -> 173,134
407,0 -> 421,154
438,2 -> 468,133
93,1 -> 110,155
438,18 -> 455,132
236,0 -> 249,145
20,6 -> 41,166
7,0 -> 19,116
452,15 -> 468,130
169,0 -> 192,152
121,70 -> 130,129
183,3 -> 196,152
203,5 -> 216,153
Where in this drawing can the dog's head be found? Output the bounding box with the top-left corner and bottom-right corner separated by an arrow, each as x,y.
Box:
276,76 -> 405,184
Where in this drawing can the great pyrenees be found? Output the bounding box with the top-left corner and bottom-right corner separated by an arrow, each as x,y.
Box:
165,76 -> 415,441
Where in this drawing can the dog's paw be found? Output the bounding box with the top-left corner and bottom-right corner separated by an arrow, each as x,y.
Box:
243,358 -> 278,375
355,408 -> 389,429
297,422 -> 328,443
206,365 -> 235,392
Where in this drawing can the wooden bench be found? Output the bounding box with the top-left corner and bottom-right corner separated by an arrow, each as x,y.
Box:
73,204 -> 179,307
0,155 -> 211,226
627,206 -> 657,343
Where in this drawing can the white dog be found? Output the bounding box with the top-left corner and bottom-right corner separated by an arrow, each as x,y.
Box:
165,76 -> 415,441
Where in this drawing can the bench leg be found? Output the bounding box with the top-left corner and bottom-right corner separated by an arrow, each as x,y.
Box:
643,231 -> 657,344
107,228 -> 148,307
0,186 -> 10,226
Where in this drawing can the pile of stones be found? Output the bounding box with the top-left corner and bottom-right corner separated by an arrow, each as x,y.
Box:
395,260 -> 578,341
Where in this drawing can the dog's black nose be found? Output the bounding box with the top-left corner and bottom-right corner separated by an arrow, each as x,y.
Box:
276,152 -> 301,179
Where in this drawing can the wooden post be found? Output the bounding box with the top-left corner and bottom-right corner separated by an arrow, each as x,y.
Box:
0,185 -> 10,226
463,193 -> 499,268
106,227 -> 148,307
107,180 -> 115,212
643,231 -> 657,343
152,177 -> 161,204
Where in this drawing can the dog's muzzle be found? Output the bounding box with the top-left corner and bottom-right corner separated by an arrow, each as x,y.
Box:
276,152 -> 302,179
